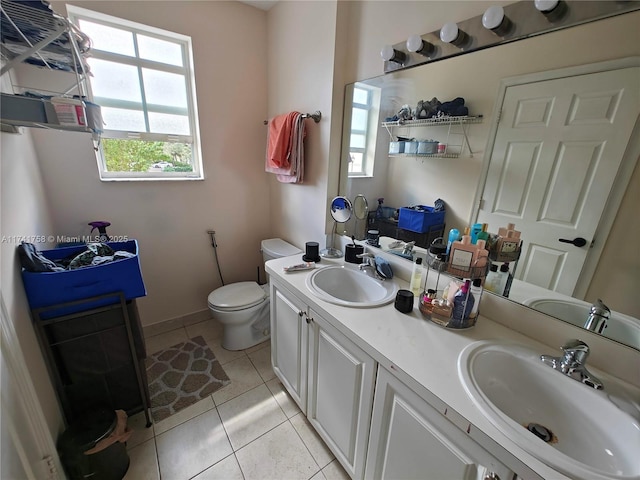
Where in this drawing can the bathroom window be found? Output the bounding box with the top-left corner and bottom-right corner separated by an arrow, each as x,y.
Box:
347,83 -> 380,178
68,6 -> 203,181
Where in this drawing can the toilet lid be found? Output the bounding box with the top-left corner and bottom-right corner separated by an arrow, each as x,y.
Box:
208,282 -> 267,311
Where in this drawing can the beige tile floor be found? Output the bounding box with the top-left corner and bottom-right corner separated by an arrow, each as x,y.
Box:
124,318 -> 350,480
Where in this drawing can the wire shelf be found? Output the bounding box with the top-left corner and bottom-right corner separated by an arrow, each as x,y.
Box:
381,115 -> 483,128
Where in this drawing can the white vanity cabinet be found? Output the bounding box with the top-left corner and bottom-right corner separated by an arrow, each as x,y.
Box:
270,274 -> 517,480
366,367 -> 514,480
270,281 -> 308,412
270,279 -> 376,478
307,308 -> 376,479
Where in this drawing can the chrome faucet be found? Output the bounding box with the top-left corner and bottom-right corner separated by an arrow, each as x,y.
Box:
358,252 -> 377,272
540,339 -> 603,390
357,253 -> 384,279
584,299 -> 610,334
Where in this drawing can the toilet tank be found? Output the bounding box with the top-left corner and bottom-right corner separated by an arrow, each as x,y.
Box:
261,238 -> 302,263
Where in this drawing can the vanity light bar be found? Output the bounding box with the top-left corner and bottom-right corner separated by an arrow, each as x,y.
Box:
383,0 -> 640,73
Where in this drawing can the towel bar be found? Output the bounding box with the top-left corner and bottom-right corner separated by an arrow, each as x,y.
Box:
263,110 -> 321,125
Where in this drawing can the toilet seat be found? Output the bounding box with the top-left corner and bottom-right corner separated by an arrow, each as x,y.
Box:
208,281 -> 267,312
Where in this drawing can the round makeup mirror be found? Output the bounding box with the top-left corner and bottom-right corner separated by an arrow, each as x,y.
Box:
353,194 -> 368,220
321,196 -> 353,258
330,196 -> 353,223
353,194 -> 369,240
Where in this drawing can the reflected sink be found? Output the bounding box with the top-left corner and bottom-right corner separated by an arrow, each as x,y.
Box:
305,265 -> 397,308
525,297 -> 640,348
458,341 -> 640,480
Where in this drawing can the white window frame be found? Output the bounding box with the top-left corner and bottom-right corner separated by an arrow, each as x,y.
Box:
348,83 -> 380,178
67,5 -> 203,181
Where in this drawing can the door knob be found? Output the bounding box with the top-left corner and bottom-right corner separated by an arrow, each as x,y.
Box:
558,237 -> 587,247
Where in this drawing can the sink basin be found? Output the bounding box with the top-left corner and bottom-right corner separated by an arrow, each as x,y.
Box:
525,297 -> 640,349
305,265 -> 397,307
458,341 -> 640,480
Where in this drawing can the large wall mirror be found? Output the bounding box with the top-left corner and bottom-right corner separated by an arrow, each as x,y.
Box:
338,9 -> 640,350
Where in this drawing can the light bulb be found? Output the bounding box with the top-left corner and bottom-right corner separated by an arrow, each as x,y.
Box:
535,0 -> 559,13
482,6 -> 505,30
440,23 -> 459,44
406,35 -> 434,56
440,22 -> 468,47
380,45 -> 406,64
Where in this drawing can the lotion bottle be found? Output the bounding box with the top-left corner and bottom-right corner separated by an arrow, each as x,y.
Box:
495,263 -> 510,296
485,264 -> 501,293
469,278 -> 482,319
410,257 -> 424,296
445,228 -> 460,256
470,223 -> 483,244
452,280 -> 475,323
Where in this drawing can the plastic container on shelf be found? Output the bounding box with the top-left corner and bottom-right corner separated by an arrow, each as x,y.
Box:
398,206 -> 445,233
418,140 -> 438,154
404,141 -> 419,154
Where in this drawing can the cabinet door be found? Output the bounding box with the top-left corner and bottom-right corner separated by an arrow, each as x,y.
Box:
307,309 -> 376,480
270,281 -> 308,412
366,367 -> 513,480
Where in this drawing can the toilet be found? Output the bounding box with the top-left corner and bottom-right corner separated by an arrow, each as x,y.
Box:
207,238 -> 302,351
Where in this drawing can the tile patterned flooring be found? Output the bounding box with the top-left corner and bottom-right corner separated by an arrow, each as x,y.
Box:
124,318 -> 349,480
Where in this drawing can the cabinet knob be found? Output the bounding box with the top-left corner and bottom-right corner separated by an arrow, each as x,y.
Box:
483,473 -> 500,480
298,311 -> 304,317
306,316 -> 313,324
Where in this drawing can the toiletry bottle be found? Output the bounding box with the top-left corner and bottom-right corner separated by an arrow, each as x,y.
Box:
497,222 -> 520,239
445,228 -> 460,256
501,263 -> 513,297
470,223 -> 483,244
496,230 -> 520,257
495,263 -> 510,296
376,198 -> 385,220
477,223 -> 489,243
448,235 -> 477,276
473,239 -> 490,272
452,280 -> 475,324
485,264 -> 501,293
410,257 -> 424,296
419,289 -> 437,316
468,278 -> 483,319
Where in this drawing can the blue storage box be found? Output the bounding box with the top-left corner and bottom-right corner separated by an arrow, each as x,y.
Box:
398,206 -> 445,233
22,240 -> 146,318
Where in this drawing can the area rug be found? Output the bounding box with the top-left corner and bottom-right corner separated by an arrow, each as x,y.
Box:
145,336 -> 230,422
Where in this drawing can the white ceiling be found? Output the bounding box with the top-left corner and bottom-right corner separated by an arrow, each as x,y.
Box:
238,0 -> 278,11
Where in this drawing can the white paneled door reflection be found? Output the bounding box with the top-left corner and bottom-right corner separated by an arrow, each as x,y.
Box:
479,66 -> 640,295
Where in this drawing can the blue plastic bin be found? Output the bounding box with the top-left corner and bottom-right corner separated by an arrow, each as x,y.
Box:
398,206 -> 445,233
22,240 -> 146,318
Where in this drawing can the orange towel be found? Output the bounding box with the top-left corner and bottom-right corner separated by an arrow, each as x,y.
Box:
267,111 -> 299,169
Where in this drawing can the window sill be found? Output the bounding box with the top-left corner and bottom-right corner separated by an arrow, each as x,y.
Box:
99,175 -> 204,182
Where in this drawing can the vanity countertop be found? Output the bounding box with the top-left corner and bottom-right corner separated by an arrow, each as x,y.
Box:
266,254 -> 640,480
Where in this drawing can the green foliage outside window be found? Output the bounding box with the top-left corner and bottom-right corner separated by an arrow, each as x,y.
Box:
102,139 -> 193,172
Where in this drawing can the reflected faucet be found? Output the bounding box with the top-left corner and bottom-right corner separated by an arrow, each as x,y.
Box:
388,240 -> 415,255
540,339 -> 603,390
584,299 -> 610,334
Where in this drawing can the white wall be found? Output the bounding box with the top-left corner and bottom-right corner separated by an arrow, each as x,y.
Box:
266,0 -> 343,251
1,127 -> 65,440
31,1 -> 271,327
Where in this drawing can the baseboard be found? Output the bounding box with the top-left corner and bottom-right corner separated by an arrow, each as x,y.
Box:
143,309 -> 212,338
